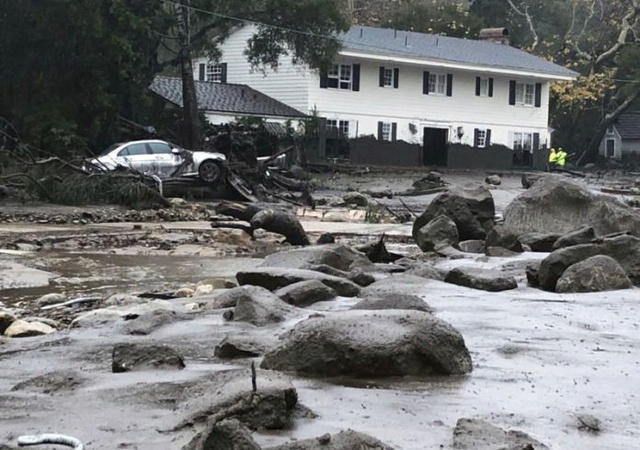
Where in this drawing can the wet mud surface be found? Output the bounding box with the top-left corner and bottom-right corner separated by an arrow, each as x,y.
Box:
1,170 -> 639,449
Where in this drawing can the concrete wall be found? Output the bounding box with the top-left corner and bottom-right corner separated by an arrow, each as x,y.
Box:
348,136 -> 422,167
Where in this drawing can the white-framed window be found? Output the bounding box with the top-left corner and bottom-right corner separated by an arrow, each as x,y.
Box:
382,68 -> 394,87
477,129 -> 487,147
515,82 -> 535,106
326,119 -> 349,137
328,64 -> 352,90
513,132 -> 533,151
428,73 -> 447,95
206,64 -> 223,83
479,78 -> 490,97
606,125 -> 615,135
381,122 -> 392,141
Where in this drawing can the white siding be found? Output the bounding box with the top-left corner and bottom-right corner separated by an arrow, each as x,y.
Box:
193,26 -> 310,113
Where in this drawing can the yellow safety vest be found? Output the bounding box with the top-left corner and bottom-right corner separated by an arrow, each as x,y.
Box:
556,151 -> 567,166
549,150 -> 557,163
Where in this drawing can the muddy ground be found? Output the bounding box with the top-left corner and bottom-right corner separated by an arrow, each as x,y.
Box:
0,169 -> 639,449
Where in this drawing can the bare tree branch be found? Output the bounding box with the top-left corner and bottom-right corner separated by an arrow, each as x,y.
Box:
506,0 -> 539,49
594,1 -> 640,66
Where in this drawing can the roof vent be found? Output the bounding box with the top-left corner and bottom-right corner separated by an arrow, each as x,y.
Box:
479,27 -> 510,45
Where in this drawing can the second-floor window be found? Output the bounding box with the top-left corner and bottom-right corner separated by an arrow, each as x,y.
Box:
515,82 -> 535,106
198,62 -> 227,83
379,66 -> 399,88
328,64 -> 352,90
475,77 -> 494,97
429,73 -> 447,95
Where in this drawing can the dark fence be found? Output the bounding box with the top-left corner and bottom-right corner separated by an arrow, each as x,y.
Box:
348,136 -> 422,167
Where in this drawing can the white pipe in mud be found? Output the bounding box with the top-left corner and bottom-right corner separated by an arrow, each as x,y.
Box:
18,434 -> 84,450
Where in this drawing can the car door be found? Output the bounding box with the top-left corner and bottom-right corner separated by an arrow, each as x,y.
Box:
147,141 -> 180,178
116,142 -> 153,172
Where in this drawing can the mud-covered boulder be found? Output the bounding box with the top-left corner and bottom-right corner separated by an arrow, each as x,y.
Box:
485,174 -> 501,186
444,268 -> 518,292
504,176 -> 640,236
350,293 -> 434,313
265,430 -> 395,450
413,187 -> 495,242
343,191 -> 369,207
227,285 -> 296,326
261,310 -> 472,377
555,255 -> 633,293
182,418 -> 260,450
485,225 -> 523,253
552,225 -> 596,249
0,311 -> 16,334
112,343 -> 185,373
415,214 -> 459,252
119,309 -> 188,335
274,280 -> 336,307
526,262 -> 540,287
361,274 -> 430,297
214,335 -> 266,359
405,264 -> 447,281
237,267 -> 360,297
521,172 -> 545,189
518,232 -> 562,252
453,418 -> 549,450
259,244 -> 373,272
538,234 -> 640,291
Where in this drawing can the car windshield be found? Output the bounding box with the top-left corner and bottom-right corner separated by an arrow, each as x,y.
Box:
98,143 -> 123,157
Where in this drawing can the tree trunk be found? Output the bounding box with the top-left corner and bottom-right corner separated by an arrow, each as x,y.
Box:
576,89 -> 640,166
174,0 -> 200,151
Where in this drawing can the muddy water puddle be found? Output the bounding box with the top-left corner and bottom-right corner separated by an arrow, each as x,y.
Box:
0,250 -> 261,306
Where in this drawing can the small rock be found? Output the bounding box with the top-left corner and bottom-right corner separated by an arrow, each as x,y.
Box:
275,280 -> 336,307
175,287 -> 195,298
458,239 -> 485,254
445,267 -> 518,292
182,418 -> 261,450
415,214 -> 459,252
425,171 -> 441,182
184,302 -> 200,311
576,413 -> 601,433
169,197 -> 188,207
4,319 -> 55,338
36,293 -> 66,307
194,284 -> 214,296
485,174 -> 501,185
526,262 -> 540,287
102,293 -> 148,307
343,191 -> 369,207
112,343 -> 185,373
316,233 -> 335,245
214,336 -> 264,359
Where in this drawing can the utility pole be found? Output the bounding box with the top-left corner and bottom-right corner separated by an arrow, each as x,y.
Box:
174,0 -> 200,150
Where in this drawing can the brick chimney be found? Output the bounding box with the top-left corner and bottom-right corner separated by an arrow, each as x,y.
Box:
479,28 -> 510,45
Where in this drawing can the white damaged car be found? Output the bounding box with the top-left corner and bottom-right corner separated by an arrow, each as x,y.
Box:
84,139 -> 227,183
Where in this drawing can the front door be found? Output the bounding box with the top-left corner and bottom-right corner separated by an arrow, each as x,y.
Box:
423,127 -> 448,166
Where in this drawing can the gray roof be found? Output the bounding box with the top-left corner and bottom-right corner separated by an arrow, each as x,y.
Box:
340,26 -> 578,79
149,76 -> 307,119
614,111 -> 640,140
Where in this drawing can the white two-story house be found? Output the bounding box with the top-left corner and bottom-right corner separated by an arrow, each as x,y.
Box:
193,25 -> 577,167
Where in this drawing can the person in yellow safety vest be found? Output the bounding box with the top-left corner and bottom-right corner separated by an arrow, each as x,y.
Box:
548,147 -> 558,170
556,147 -> 567,167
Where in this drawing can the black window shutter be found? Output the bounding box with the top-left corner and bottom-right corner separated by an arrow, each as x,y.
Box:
379,67 -> 385,87
533,132 -> 540,150
475,77 -> 481,96
534,83 -> 542,107
198,63 -> 205,81
220,63 -> 227,83
377,122 -> 383,140
423,71 -> 430,95
488,78 -> 494,97
446,74 -> 453,97
393,68 -> 399,89
391,123 -> 397,142
474,128 -> 479,147
319,68 -> 328,88
486,129 -> 492,146
509,80 -> 516,105
352,64 -> 360,91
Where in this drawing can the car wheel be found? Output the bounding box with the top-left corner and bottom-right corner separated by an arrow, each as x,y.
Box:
198,160 -> 224,184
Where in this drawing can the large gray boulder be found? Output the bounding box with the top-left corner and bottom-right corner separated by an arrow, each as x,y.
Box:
274,280 -> 336,307
350,293 -> 434,313
261,310 -> 472,377
181,419 -> 261,450
112,343 -> 185,373
413,186 -> 495,242
228,285 -> 296,326
552,225 -> 596,249
259,244 -> 373,272
452,418 -> 549,450
237,267 -> 360,297
485,225 -> 523,253
444,268 -> 518,292
555,255 -> 633,293
538,234 -> 640,291
265,430 -> 395,450
504,176 -> 640,236
415,214 -> 459,252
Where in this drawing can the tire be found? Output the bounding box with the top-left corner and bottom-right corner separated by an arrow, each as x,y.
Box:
198,160 -> 224,184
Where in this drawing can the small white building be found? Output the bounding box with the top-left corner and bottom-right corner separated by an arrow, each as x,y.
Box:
599,111 -> 640,160
193,25 -> 577,166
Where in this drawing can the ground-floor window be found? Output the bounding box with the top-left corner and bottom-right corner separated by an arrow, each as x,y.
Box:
512,132 -> 533,151
380,122 -> 392,141
326,119 -> 349,137
474,128 -> 491,148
